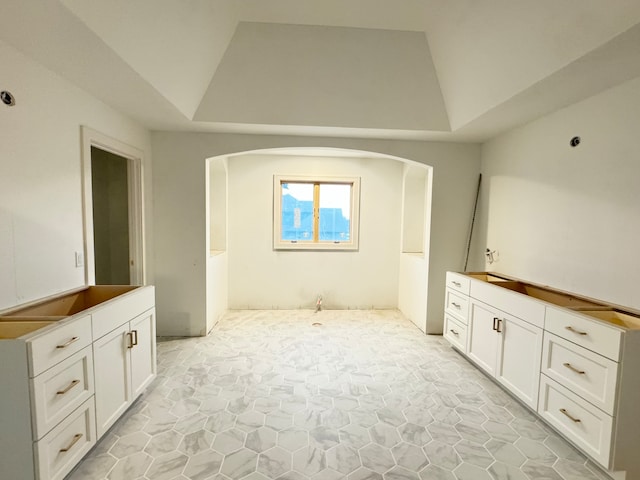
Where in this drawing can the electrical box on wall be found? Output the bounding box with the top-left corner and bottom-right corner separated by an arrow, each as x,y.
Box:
75,251 -> 84,268
485,248 -> 499,264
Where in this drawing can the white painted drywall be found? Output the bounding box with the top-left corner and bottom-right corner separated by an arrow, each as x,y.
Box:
209,159 -> 228,252
61,0 -> 238,119
206,157 -> 229,334
425,0 -> 640,129
195,22 -> 449,132
151,132 -> 479,336
402,164 -> 428,254
206,252 -> 228,335
398,163 -> 433,333
398,254 -> 428,333
0,39 -> 151,311
474,76 -> 640,310
226,154 -> 402,309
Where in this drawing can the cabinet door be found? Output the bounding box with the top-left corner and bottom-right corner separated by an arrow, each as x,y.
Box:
93,323 -> 131,438
496,314 -> 543,409
468,300 -> 500,376
130,309 -> 157,399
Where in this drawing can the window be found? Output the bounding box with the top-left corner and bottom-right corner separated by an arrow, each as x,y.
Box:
273,175 -> 360,250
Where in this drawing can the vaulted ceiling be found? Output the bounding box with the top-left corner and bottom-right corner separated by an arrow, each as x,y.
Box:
3,0 -> 640,140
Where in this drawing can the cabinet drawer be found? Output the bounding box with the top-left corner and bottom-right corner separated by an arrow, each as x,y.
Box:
444,314 -> 467,352
445,290 -> 469,323
538,376 -> 612,468
28,315 -> 92,377
446,272 -> 470,295
545,307 -> 622,361
31,346 -> 95,440
92,286 -> 155,339
542,333 -> 618,415
35,396 -> 96,480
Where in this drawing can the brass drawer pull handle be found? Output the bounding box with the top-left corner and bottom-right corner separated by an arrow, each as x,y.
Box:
56,336 -> 79,349
559,408 -> 581,423
59,433 -> 83,453
127,332 -> 134,349
132,329 -> 138,346
449,329 -> 459,336
563,363 -> 586,375
496,318 -> 502,333
57,379 -> 80,395
451,302 -> 461,309
452,281 -> 462,287
565,326 -> 588,336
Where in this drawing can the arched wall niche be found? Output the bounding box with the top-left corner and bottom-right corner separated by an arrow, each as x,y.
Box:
205,147 -> 433,333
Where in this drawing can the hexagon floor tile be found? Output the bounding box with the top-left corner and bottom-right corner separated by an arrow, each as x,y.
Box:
66,310 -> 614,480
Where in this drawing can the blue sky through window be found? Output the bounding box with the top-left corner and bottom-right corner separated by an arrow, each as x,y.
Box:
281,182 -> 350,242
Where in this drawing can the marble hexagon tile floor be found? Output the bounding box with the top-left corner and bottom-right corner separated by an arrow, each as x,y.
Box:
68,309 -> 613,480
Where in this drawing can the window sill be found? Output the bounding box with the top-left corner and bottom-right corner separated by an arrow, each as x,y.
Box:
274,242 -> 358,251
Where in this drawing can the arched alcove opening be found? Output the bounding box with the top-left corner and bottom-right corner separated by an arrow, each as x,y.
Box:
205,147 -> 433,334
151,133 -> 479,338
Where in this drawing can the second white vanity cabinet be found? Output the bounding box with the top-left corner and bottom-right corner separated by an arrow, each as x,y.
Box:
467,296 -> 543,409
444,271 -> 640,479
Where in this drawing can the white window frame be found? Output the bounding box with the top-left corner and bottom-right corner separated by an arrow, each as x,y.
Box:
273,175 -> 360,251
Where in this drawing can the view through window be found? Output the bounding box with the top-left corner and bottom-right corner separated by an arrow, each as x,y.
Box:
274,176 -> 360,250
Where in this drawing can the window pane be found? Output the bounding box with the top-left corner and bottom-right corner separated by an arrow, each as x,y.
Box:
319,184 -> 351,242
280,182 -> 314,241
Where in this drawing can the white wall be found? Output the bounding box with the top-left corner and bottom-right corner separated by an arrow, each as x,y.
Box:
0,40 -> 151,311
206,157 -> 228,334
425,1 -> 640,129
401,164 -> 428,254
209,159 -> 228,253
474,76 -> 640,310
151,132 -> 479,336
206,252 -> 228,334
61,0 -> 238,119
226,154 -> 402,309
398,164 -> 433,333
195,22 -> 449,132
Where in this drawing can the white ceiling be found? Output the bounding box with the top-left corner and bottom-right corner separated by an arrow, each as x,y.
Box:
3,0 -> 640,141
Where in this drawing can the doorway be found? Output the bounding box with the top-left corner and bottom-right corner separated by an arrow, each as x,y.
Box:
91,147 -> 131,284
81,127 -> 145,286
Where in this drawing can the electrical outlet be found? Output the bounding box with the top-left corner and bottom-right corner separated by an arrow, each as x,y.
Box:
75,251 -> 84,268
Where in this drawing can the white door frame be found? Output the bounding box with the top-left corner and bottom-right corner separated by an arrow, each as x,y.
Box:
81,126 -> 146,285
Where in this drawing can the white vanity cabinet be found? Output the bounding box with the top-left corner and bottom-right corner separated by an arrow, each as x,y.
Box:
94,307 -> 156,437
467,296 -> 543,409
444,272 -> 640,479
0,285 -> 156,480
